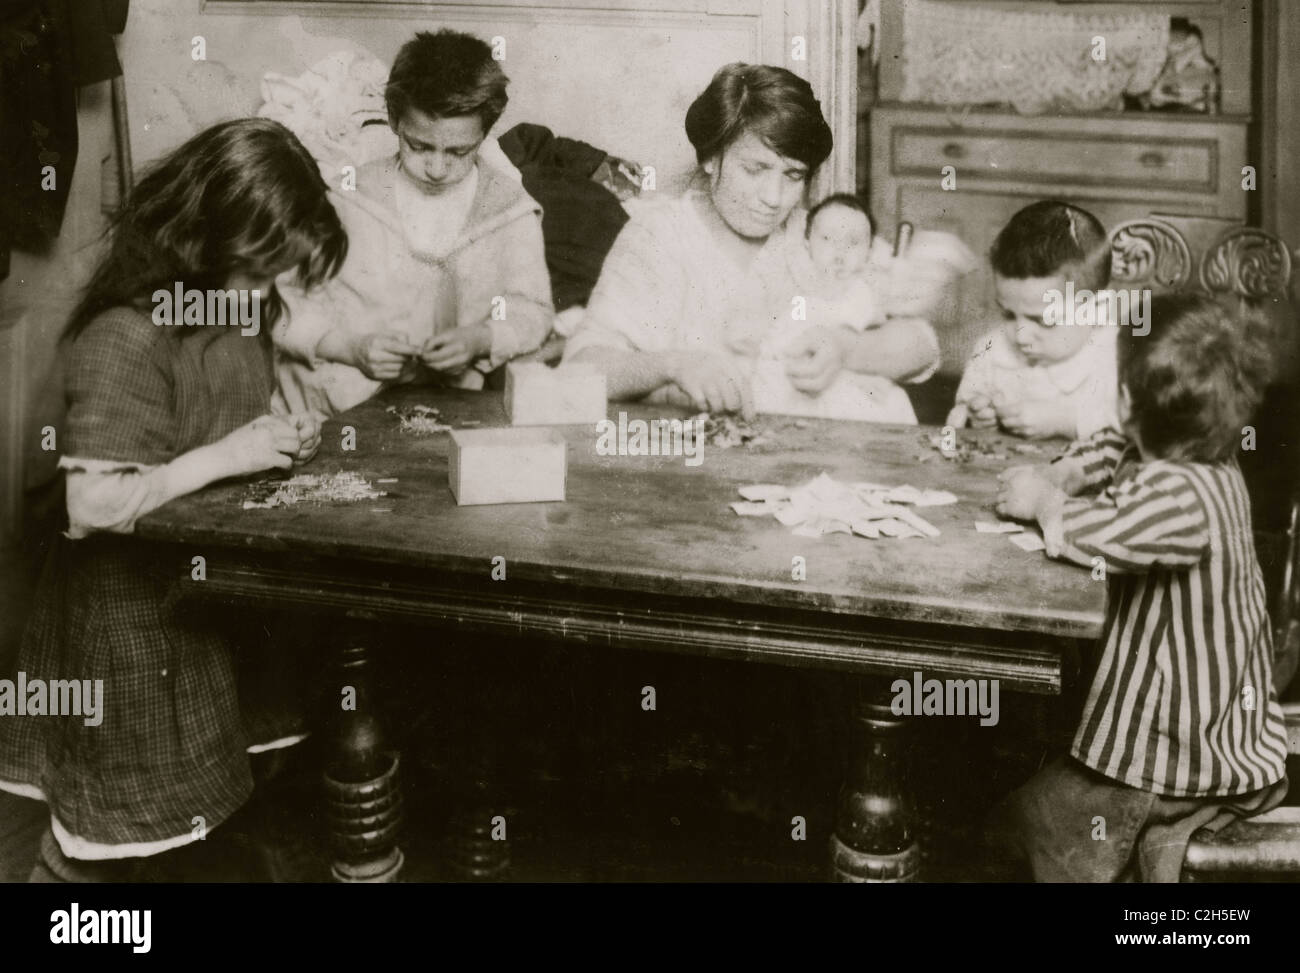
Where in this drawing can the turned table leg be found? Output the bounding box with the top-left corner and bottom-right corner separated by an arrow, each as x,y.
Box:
445,751 -> 512,881
830,680 -> 921,883
444,678 -> 513,881
323,642 -> 405,883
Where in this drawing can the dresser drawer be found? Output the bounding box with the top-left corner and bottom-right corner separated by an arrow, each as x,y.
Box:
891,127 -> 1220,194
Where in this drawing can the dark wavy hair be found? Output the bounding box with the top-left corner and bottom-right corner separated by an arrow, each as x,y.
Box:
806,192 -> 874,239
1119,294 -> 1274,462
385,30 -> 509,133
990,199 -> 1111,291
684,63 -> 833,176
66,117 -> 346,341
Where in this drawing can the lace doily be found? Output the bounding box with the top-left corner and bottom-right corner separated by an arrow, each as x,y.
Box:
900,0 -> 1169,114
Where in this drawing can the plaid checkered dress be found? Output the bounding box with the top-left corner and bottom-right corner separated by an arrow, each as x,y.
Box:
0,307 -> 275,849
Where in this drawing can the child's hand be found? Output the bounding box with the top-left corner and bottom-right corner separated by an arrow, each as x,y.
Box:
420,324 -> 492,373
351,331 -> 417,381
221,415 -> 299,478
1045,456 -> 1087,495
287,413 -> 321,465
945,403 -> 970,428
965,393 -> 999,428
995,466 -> 1059,522
997,397 -> 1073,439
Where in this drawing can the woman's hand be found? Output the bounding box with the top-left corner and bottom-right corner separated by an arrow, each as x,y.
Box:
669,351 -> 754,418
350,331 -> 418,381
782,325 -> 845,394
220,415 -> 299,478
287,413 -> 321,465
420,324 -> 492,373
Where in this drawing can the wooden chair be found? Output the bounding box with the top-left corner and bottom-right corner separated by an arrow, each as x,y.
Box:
1180,708 -> 1300,881
1120,217 -> 1300,880
1110,216 -> 1300,682
1180,479 -> 1300,881
1109,214 -> 1295,301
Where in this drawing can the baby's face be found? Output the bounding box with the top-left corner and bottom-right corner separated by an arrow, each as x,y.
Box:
995,273 -> 1093,366
807,204 -> 872,280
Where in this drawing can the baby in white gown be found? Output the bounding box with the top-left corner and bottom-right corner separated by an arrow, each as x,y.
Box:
746,194 -> 917,424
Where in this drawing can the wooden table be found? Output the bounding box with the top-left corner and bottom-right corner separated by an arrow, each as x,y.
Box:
137,387 -> 1104,882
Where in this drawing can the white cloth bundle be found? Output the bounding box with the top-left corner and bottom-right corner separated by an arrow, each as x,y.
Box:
870,229 -> 979,321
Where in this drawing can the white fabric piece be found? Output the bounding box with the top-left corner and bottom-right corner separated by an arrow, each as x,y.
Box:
874,231 -> 979,321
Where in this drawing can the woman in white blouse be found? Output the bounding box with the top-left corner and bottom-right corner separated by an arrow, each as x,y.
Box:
564,63 -> 939,417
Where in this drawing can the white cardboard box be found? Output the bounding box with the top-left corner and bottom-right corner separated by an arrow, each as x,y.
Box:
505,362 -> 607,426
448,427 -> 567,505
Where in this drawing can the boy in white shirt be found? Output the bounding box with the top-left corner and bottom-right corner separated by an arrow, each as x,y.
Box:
947,200 -> 1119,439
273,30 -> 553,417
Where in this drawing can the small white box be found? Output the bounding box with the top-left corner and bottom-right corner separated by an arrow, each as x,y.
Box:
504,362 -> 607,426
447,427 -> 566,505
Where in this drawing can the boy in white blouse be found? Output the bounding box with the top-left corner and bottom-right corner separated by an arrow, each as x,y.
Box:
947,200 -> 1119,440
273,30 -> 553,417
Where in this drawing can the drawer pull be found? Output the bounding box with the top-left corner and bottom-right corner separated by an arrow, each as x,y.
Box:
942,142 -> 966,160
1139,150 -> 1167,168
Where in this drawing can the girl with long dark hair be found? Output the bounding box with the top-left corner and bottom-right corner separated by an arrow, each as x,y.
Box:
0,117 -> 346,880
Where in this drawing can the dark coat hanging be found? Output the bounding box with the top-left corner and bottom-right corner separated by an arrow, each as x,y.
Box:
0,0 -> 129,279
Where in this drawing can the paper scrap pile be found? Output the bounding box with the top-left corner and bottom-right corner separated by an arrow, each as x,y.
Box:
243,471 -> 388,509
689,413 -> 770,450
917,432 -> 1047,464
387,403 -> 452,434
731,473 -> 956,539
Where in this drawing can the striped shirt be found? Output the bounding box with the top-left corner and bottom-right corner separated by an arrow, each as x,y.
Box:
1046,429 -> 1289,797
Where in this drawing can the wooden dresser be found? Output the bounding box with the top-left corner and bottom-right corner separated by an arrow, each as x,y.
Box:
866,0 -> 1253,373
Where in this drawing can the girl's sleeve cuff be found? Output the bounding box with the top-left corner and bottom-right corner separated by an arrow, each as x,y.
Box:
60,456 -> 162,539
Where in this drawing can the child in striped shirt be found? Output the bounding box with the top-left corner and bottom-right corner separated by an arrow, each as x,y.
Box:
992,293 -> 1290,882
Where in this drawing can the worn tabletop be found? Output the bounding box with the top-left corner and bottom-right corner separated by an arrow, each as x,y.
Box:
137,387 -> 1105,647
